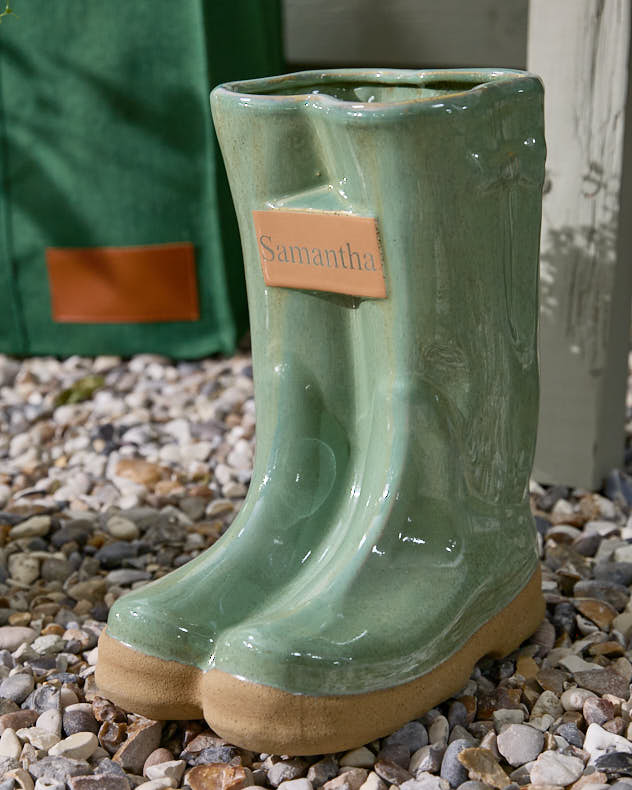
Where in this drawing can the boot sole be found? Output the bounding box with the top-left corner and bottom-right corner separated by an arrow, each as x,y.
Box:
96,566 -> 544,754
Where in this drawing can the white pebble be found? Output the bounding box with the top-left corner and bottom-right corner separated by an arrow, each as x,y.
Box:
9,515 -> 51,538
135,780 -> 175,790
36,708 -> 62,736
560,687 -> 598,711
358,776 -> 387,790
106,515 -> 139,540
584,722 -> 632,761
0,727 -> 21,759
17,725 -> 60,751
340,747 -> 376,768
277,781 -> 313,790
35,778 -> 65,790
8,553 -> 40,585
5,768 -> 34,790
146,759 -> 186,784
429,715 -> 449,745
530,752 -> 584,786
48,730 -> 98,760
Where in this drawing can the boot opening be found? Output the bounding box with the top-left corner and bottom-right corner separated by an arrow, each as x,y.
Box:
254,80 -> 483,104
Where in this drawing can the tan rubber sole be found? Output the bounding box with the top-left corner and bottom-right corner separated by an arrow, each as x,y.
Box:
96,567 -> 544,755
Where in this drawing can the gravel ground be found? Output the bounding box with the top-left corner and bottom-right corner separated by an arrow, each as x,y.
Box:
2,352 -> 632,790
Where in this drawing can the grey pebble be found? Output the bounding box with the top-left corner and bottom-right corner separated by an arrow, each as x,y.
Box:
410,744 -> 445,776
51,521 -> 93,548
41,557 -> 74,583
94,542 -> 138,568
22,685 -> 61,713
374,758 -> 413,785
268,759 -> 309,787
384,721 -> 428,753
554,722 -> 584,748
593,562 -> 632,587
376,743 -> 410,767
440,739 -> 472,788
29,755 -> 91,782
0,756 -> 19,776
595,752 -> 632,777
63,703 -> 100,736
496,724 -> 544,767
68,777 -> 130,790
308,756 -> 339,787
573,579 -> 630,610
448,726 -> 477,745
104,569 -> 151,585
181,742 -> 238,765
0,673 -> 34,703
447,702 -> 469,729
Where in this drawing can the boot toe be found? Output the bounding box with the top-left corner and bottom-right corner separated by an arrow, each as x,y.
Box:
106,584 -> 216,668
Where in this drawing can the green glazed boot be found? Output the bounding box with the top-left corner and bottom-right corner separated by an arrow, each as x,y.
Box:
96,68 -> 546,755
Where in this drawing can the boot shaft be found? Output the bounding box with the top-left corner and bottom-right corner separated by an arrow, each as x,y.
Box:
211,69 -> 546,504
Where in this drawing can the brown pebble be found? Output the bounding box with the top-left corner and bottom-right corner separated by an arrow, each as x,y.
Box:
83,674 -> 98,701
144,747 -> 175,776
116,458 -> 166,485
183,732 -> 230,754
522,678 -> 544,707
603,694 -> 624,715
583,697 -> 614,726
588,641 -> 625,657
603,716 -> 626,735
457,747 -> 511,789
0,709 -> 38,733
613,656 -> 632,682
373,759 -> 412,785
460,695 -> 478,723
41,623 -> 65,636
560,711 -> 583,727
530,619 -> 556,656
113,717 -> 162,774
516,656 -> 539,679
536,668 -> 568,695
573,668 -> 630,698
99,720 -> 127,754
543,732 -> 557,751
477,688 -> 522,719
181,720 -> 206,747
570,771 -> 608,790
8,612 -> 31,627
68,777 -> 130,790
323,768 -> 368,790
74,600 -> 95,615
574,598 -> 617,630
188,763 -> 252,790
92,696 -> 127,723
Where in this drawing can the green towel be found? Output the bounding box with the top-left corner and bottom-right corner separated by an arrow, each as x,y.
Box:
0,1 -> 282,357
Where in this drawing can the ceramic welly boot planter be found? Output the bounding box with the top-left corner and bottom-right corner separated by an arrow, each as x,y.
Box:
96,68 -> 547,755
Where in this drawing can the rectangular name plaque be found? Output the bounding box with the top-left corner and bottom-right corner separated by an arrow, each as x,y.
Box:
252,209 -> 386,298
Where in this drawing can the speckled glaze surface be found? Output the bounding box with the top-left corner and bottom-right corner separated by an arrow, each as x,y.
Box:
105,69 -> 546,697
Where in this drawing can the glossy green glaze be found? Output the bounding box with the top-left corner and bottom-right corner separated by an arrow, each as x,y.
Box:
107,69 -> 545,696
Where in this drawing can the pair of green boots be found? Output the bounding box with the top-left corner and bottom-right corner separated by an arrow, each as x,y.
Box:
96,68 -> 546,755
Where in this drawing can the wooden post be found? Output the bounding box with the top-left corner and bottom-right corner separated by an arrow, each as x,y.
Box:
527,0 -> 632,489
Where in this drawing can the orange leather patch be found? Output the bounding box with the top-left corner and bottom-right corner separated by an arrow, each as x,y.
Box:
46,243 -> 199,323
252,210 -> 386,298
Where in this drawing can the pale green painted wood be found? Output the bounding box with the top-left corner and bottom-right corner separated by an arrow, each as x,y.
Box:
528,0 -> 632,488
